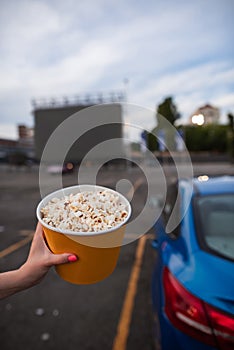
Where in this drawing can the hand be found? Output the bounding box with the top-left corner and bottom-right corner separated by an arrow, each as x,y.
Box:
20,222 -> 77,287
0,223 -> 77,299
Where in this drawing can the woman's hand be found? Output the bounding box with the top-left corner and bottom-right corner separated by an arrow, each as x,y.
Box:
0,223 -> 77,299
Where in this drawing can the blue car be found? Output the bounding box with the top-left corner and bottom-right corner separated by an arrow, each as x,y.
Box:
152,176 -> 234,350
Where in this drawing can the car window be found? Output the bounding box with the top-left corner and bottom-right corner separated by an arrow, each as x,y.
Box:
194,194 -> 234,261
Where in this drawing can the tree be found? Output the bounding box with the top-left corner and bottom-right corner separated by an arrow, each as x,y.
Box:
228,113 -> 234,129
146,130 -> 158,152
156,96 -> 180,126
227,113 -> 234,162
152,97 -> 180,151
183,125 -> 228,152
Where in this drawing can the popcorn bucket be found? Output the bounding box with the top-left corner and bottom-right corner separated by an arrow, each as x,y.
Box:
36,185 -> 131,284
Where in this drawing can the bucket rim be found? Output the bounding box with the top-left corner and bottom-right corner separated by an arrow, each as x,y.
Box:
36,184 -> 131,237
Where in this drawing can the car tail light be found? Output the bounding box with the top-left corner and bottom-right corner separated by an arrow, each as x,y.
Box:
205,303 -> 234,350
163,267 -> 234,349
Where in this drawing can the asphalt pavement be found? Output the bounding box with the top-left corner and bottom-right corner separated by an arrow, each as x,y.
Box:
0,162 -> 233,350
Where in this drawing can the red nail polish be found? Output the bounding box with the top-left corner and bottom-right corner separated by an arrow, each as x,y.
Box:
68,255 -> 77,262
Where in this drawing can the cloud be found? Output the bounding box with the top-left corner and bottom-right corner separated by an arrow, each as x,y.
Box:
0,0 -> 60,60
0,124 -> 18,140
131,61 -> 234,117
0,0 -> 233,138
214,92 -> 234,117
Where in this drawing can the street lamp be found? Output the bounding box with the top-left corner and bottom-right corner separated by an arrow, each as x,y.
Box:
191,114 -> 204,126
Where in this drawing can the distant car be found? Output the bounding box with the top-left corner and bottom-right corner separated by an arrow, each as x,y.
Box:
47,162 -> 74,175
152,176 -> 234,350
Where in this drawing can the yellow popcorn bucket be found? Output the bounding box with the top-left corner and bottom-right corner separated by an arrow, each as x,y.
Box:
36,185 -> 131,284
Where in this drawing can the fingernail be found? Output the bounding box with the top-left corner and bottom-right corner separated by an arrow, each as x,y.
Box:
68,255 -> 78,262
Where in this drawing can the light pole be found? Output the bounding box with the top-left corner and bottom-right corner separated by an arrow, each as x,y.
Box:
191,114 -> 205,126
123,78 -> 131,171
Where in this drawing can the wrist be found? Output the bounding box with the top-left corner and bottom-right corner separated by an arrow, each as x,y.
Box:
18,263 -> 40,289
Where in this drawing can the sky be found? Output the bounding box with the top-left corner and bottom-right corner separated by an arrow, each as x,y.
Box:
0,0 -> 233,140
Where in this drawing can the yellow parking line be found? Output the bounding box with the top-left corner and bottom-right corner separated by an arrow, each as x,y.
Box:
0,233 -> 33,259
126,177 -> 144,199
112,177 -> 152,349
125,233 -> 154,240
19,229 -> 34,237
112,234 -> 147,350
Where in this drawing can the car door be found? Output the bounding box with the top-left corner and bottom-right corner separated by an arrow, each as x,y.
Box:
152,182 -> 181,348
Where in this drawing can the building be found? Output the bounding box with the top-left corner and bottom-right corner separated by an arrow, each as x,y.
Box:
18,124 -> 34,140
0,124 -> 35,163
0,138 -> 18,162
18,124 -> 34,149
33,92 -> 125,164
190,104 -> 220,125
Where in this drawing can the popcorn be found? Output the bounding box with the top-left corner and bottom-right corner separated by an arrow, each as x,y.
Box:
41,189 -> 129,233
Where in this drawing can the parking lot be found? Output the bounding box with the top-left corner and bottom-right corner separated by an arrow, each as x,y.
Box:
0,162 -> 233,350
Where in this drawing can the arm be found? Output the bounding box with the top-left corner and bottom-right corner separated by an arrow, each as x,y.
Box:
0,269 -> 26,299
0,223 -> 77,299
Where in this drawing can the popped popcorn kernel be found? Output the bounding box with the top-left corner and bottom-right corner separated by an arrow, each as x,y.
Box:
41,189 -> 129,233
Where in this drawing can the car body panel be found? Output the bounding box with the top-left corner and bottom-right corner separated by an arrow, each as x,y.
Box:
152,176 -> 234,350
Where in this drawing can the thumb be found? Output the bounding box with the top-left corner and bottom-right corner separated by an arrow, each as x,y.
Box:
50,253 -> 78,266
